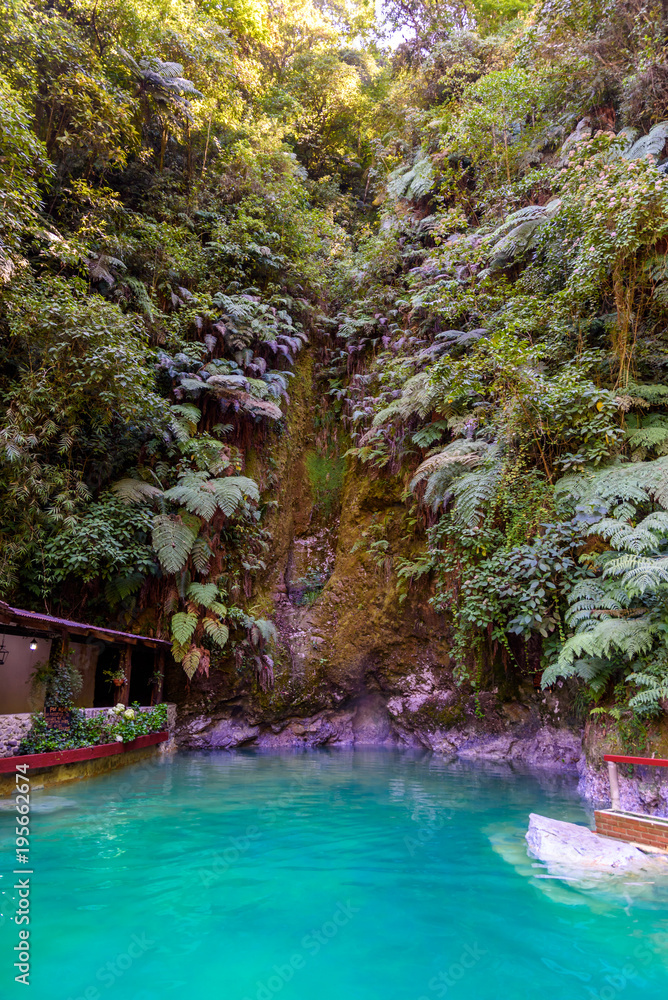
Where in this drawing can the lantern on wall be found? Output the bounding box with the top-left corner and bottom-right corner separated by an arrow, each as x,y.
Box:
0,635 -> 8,665
29,638 -> 38,651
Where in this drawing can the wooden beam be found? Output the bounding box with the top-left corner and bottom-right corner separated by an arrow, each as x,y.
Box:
118,646 -> 132,706
604,754 -> 668,768
151,648 -> 165,705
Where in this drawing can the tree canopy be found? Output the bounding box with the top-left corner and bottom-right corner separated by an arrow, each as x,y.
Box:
4,0 -> 668,726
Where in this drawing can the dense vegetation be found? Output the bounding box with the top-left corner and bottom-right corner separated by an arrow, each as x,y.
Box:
4,0 -> 668,725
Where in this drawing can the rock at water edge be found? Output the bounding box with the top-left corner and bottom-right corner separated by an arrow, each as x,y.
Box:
526,812 -> 647,871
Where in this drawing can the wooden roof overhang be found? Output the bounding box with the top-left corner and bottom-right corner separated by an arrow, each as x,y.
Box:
0,601 -> 171,649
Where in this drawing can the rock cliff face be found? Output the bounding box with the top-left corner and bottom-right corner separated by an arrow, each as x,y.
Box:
165,354 -> 668,813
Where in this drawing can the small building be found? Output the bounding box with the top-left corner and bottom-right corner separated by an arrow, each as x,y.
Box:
0,601 -> 171,714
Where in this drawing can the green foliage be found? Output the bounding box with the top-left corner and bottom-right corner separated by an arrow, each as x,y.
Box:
17,702 -> 168,755
305,448 -> 344,520
7,0 -> 668,711
31,652 -> 83,709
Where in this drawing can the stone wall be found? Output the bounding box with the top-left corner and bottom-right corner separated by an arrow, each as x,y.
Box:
0,713 -> 33,757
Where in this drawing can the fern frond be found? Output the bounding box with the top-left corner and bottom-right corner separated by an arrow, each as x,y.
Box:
187,582 -> 219,608
152,514 -> 197,573
249,618 -> 277,648
623,121 -> 668,160
163,473 -> 259,521
592,512 -> 668,553
625,416 -> 668,452
556,614 -> 659,669
211,475 -> 260,516
182,644 -> 202,680
603,552 -> 668,593
410,439 -> 488,489
164,476 -> 218,520
202,617 -> 229,648
112,478 -> 163,504
171,611 -> 198,645
449,458 -> 503,527
628,667 -> 668,712
374,371 -> 442,426
191,536 -> 212,573
543,655 -> 619,693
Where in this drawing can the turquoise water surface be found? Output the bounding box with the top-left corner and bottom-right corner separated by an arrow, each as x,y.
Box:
1,749 -> 668,999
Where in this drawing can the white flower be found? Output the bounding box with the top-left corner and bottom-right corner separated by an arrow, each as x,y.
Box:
115,735 -> 124,743
115,703 -> 125,711
123,709 -> 135,720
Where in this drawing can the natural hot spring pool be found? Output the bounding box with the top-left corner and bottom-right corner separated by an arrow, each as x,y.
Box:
1,750 -> 668,999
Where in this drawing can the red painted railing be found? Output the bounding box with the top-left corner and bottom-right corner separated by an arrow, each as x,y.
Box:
0,731 -> 168,773
604,753 -> 668,768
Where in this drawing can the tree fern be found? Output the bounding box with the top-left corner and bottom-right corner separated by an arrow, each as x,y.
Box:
163,472 -> 259,521
190,536 -> 212,573
564,579 -> 629,625
411,439 -> 487,487
603,552 -> 668,594
387,150 -> 435,201
169,404 -> 201,442
485,199 -> 561,270
164,473 -> 220,520
411,439 -> 491,511
593,511 -> 668,553
541,654 -> 619,693
249,618 -> 277,648
557,456 -> 668,510
411,420 -> 449,448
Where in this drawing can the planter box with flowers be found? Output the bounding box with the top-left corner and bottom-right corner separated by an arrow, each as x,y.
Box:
0,702 -> 169,775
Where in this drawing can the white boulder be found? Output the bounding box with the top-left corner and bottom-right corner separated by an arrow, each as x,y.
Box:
526,812 -> 647,872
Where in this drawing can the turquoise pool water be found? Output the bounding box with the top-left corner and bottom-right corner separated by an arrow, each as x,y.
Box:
1,750 -> 668,999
